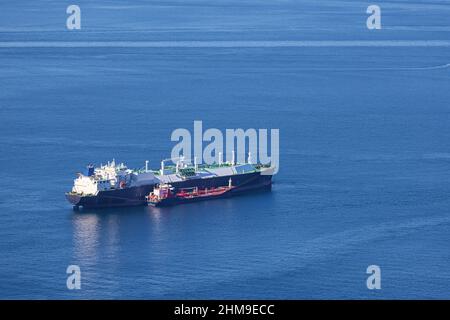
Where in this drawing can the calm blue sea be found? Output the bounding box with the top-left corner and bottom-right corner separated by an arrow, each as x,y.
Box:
1,0 -> 450,299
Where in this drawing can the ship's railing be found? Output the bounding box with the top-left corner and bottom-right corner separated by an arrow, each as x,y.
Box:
133,162 -> 270,175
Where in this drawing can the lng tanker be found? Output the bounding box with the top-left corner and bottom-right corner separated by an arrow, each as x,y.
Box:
66,156 -> 274,209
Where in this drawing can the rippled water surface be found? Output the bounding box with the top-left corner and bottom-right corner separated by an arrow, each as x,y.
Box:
0,0 -> 450,298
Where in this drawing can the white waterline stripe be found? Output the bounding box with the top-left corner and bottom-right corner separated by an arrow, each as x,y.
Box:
0,40 -> 450,48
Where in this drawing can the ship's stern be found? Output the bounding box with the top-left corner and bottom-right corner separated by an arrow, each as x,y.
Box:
65,192 -> 83,210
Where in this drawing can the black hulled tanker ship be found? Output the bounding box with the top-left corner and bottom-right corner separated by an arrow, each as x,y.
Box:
66,157 -> 274,209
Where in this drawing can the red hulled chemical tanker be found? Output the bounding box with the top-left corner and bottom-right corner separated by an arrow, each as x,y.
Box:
146,178 -> 236,207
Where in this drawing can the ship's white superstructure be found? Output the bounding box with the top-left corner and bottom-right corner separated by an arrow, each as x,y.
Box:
71,159 -> 157,196
71,175 -> 99,196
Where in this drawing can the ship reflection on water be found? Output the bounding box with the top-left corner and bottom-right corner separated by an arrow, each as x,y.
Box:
69,190 -> 276,297
70,199 -> 236,259
71,206 -> 146,264
71,190 -> 272,255
72,213 -> 101,265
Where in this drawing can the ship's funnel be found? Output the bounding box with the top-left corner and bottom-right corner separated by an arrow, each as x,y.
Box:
86,164 -> 95,177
